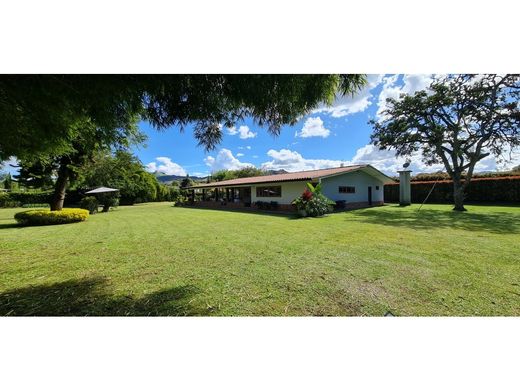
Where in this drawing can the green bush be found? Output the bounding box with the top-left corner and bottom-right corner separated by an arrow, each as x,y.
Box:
384,176 -> 520,204
0,192 -> 21,208
21,203 -> 51,208
173,194 -> 189,206
99,194 -> 119,212
79,196 -> 99,214
14,208 -> 89,226
9,191 -> 53,204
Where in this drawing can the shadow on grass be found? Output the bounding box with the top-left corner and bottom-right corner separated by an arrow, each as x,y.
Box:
351,205 -> 520,234
0,223 -> 22,230
179,205 -> 298,219
0,277 -> 205,316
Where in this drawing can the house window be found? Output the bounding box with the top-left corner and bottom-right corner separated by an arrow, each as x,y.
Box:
339,186 -> 355,194
376,186 -> 380,190
256,186 -> 282,198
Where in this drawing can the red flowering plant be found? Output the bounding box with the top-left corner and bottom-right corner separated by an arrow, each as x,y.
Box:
302,188 -> 313,201
292,182 -> 335,217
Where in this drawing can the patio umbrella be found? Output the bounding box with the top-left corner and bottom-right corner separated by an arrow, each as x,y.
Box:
85,186 -> 119,194
85,187 -> 119,212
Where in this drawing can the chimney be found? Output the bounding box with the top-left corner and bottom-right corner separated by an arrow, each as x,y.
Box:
398,169 -> 411,206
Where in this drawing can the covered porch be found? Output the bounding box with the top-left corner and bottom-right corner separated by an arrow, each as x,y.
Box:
188,186 -> 252,209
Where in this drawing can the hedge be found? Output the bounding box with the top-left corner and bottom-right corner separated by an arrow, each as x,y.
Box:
8,191 -> 53,205
385,176 -> 520,204
14,208 -> 89,225
0,190 -> 86,208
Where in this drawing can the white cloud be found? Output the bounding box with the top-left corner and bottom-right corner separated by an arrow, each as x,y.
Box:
259,144 -> 520,176
191,171 -> 209,178
295,117 -> 331,138
204,149 -> 254,172
376,74 -> 434,120
261,149 -> 348,172
349,144 -> 443,175
349,144 -> 520,176
246,146 -> 251,150
227,125 -> 257,139
474,146 -> 520,172
236,153 -> 244,157
312,74 -> 384,118
145,157 -> 186,176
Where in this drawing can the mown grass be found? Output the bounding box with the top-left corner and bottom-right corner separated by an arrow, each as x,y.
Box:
1,203 -> 519,316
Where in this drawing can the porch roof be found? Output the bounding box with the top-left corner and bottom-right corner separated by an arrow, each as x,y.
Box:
188,164 -> 395,189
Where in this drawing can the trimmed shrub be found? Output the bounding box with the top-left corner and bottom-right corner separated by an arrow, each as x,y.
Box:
21,203 -> 51,208
79,196 -> 99,214
14,208 -> 89,226
8,191 -> 53,205
384,176 -> 520,204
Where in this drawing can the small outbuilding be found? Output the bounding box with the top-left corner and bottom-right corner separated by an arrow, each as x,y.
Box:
187,164 -> 395,211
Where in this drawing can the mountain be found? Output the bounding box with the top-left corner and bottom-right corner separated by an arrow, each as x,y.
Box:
154,172 -> 207,184
264,169 -> 289,175
154,169 -> 287,184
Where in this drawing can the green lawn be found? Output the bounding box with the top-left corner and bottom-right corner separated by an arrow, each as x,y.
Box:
1,202 -> 519,316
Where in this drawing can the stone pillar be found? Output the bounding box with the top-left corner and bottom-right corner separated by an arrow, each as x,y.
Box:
398,170 -> 412,206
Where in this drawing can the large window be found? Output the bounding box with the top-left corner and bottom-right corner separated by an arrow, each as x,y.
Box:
339,186 -> 355,194
256,186 -> 282,198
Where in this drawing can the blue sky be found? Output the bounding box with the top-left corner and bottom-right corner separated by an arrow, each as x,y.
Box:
136,74 -> 520,177
2,75 -> 519,177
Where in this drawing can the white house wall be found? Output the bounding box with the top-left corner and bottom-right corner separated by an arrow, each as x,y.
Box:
320,171 -> 385,203
249,170 -> 385,205
251,181 -> 308,204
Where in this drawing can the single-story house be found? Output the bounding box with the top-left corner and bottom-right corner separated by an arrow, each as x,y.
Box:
186,164 -> 395,211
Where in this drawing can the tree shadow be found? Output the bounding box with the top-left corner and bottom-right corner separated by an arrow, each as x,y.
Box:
350,205 -> 520,234
0,222 -> 22,230
0,277 -> 206,316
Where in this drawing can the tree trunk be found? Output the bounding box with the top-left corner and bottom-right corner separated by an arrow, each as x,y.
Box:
452,179 -> 467,212
50,157 -> 71,211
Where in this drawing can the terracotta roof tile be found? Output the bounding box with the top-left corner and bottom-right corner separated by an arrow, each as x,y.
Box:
188,165 -> 370,188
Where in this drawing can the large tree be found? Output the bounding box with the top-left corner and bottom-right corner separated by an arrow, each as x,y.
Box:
13,160 -> 55,189
210,167 -> 264,182
1,75 -> 366,209
78,150 -> 158,205
0,75 -> 366,155
370,74 -> 520,211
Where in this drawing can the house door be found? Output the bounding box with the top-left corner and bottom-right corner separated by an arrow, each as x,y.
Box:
368,186 -> 372,206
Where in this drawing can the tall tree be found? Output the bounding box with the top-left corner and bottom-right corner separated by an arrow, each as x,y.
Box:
3,172 -> 12,190
370,74 -> 520,211
78,150 -> 158,205
0,75 -> 366,209
14,161 -> 55,189
211,167 -> 264,182
0,75 -> 366,158
180,175 -> 194,189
